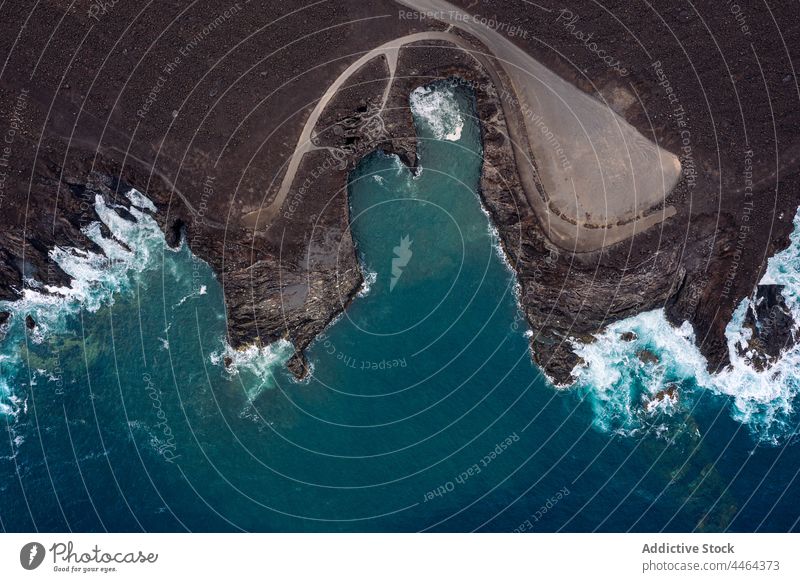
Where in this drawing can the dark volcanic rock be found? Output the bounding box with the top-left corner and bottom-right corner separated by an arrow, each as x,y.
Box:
25,315 -> 35,330
620,331 -> 637,342
1,0 -> 799,389
736,285 -> 797,370
637,349 -> 660,365
0,311 -> 9,341
166,219 -> 186,249
653,384 -> 678,403
448,0 -> 800,383
313,55 -> 390,149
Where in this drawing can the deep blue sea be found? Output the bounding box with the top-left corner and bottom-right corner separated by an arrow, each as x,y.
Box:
1,81 -> 799,532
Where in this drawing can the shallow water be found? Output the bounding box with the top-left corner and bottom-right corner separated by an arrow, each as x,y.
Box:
1,81 -> 799,532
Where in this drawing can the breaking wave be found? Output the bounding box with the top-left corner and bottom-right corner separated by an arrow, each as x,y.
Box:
124,187 -> 157,213
571,209 -> 800,443
0,190 -> 165,414
357,268 -> 378,298
410,84 -> 464,142
209,339 -> 294,401
0,187 -> 289,415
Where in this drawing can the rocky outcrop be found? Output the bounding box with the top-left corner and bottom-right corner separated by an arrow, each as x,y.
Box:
736,285 -> 797,370
1,1 -> 798,389
328,35 -> 696,385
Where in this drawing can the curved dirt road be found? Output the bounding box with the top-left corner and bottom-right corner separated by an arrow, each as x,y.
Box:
248,11 -> 681,251
399,0 -> 681,251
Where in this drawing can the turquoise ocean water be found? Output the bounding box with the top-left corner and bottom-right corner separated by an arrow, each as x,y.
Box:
1,81 -> 799,531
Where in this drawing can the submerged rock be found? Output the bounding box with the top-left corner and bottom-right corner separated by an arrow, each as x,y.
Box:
644,384 -> 679,414
0,311 -> 9,341
653,384 -> 678,403
637,348 -> 660,365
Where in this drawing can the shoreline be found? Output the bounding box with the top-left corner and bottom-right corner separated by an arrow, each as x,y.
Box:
0,1 -> 798,388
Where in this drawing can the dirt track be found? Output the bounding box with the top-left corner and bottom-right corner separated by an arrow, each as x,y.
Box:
399,0 -> 682,251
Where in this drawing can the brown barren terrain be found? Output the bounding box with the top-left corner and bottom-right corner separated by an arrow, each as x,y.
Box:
1,0 -> 799,384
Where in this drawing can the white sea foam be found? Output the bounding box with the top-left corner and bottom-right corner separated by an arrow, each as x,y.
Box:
708,209 -> 800,438
44,194 -> 164,314
173,285 -> 207,309
570,310 -> 704,436
479,202 -> 516,277
571,209 -> 800,441
358,269 -> 378,298
0,191 -> 164,414
210,338 -> 294,400
410,85 -> 464,142
125,187 -> 157,212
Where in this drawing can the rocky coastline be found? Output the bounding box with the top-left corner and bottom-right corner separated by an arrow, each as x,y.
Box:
1,0 -> 799,387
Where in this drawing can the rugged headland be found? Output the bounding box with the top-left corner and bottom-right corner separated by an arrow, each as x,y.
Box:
1,0 -> 799,385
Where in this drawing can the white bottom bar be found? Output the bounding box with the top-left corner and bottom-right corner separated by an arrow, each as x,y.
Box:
1,534 -> 796,581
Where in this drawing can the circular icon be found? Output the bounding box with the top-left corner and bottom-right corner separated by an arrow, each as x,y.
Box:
19,542 -> 45,570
